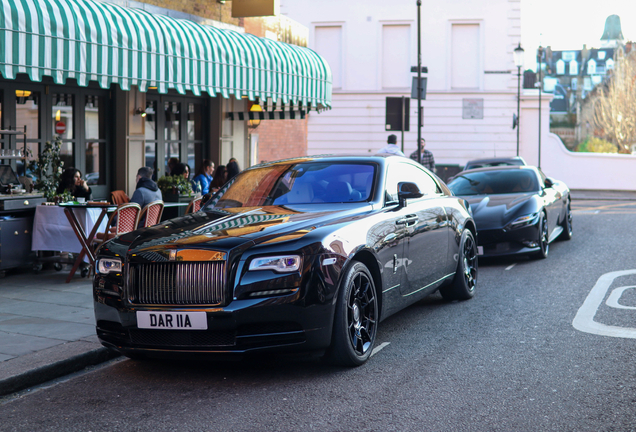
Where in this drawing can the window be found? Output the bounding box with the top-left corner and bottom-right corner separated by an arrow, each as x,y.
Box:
314,26 -> 343,90
556,59 -> 565,75
385,162 -> 439,204
606,58 -> 614,70
382,24 -> 410,89
84,95 -> 106,186
451,24 -> 480,89
598,51 -> 606,60
569,60 -> 578,75
587,59 -> 597,75
52,93 -> 74,170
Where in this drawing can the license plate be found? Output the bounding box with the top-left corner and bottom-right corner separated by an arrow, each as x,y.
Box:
136,311 -> 208,330
477,246 -> 484,256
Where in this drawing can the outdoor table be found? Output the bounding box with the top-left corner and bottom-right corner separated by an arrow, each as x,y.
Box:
32,203 -> 115,283
59,202 -> 116,282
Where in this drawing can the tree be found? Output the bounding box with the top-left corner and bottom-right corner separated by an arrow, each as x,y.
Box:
590,49 -> 636,153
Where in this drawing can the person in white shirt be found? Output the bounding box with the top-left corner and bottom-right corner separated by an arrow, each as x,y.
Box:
377,134 -> 405,156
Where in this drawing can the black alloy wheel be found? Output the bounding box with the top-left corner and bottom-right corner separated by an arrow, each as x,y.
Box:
328,261 -> 378,366
440,229 -> 478,301
559,199 -> 573,241
531,213 -> 549,259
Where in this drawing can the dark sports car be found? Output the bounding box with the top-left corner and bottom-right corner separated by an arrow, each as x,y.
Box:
447,165 -> 572,259
93,155 -> 477,366
463,156 -> 527,171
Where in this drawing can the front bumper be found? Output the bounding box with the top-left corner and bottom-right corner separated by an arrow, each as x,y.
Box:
476,223 -> 541,257
94,288 -> 334,360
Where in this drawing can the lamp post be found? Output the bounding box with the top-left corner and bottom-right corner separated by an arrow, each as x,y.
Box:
537,45 -> 544,169
513,43 -> 524,156
416,0 -> 422,164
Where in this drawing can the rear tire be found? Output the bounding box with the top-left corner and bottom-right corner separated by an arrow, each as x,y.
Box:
440,229 -> 477,301
327,262 -> 378,367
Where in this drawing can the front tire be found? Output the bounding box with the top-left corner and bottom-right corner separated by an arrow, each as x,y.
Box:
531,213 -> 549,259
440,229 -> 477,301
328,262 -> 378,367
558,199 -> 573,241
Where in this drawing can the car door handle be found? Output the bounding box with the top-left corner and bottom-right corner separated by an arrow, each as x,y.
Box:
396,215 -> 418,226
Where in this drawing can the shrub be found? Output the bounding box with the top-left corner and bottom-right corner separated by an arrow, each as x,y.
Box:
575,137 -> 618,153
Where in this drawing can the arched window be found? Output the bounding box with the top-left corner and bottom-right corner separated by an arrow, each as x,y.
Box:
587,59 -> 597,75
556,59 -> 565,75
569,60 -> 578,75
606,58 -> 615,70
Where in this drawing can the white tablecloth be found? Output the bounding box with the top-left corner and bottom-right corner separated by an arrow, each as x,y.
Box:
31,205 -> 108,253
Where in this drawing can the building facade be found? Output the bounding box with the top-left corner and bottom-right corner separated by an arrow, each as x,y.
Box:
0,0 -> 331,199
281,0 -> 523,168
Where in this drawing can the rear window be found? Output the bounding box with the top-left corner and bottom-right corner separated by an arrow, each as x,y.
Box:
448,170 -> 539,195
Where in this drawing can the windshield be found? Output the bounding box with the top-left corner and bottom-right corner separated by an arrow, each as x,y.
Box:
447,169 -> 539,196
204,162 -> 376,209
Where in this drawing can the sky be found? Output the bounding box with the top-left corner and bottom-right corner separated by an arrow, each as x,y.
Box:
521,0 -> 636,70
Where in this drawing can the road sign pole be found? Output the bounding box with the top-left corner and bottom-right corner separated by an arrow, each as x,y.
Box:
416,0 -> 422,164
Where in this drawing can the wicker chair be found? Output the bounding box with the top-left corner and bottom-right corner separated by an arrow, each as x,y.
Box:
92,202 -> 141,250
138,200 -> 164,227
185,196 -> 203,215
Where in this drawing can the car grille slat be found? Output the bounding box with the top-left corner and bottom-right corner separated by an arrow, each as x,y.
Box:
129,262 -> 225,305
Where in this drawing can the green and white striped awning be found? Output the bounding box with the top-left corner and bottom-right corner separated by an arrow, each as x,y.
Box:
0,0 -> 332,110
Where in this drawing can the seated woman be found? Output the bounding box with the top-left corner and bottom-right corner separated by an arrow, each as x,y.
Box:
56,168 -> 91,200
209,165 -> 227,192
191,159 -> 215,194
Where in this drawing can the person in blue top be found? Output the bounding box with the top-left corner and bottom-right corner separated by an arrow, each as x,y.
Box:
191,159 -> 215,195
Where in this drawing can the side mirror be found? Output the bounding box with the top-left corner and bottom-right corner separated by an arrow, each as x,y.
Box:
544,177 -> 555,188
398,182 -> 424,207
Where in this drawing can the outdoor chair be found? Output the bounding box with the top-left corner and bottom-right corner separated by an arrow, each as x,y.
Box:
185,196 -> 203,215
138,200 -> 164,227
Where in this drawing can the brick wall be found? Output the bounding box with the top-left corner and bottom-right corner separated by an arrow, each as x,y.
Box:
141,1 -> 241,25
254,119 -> 308,163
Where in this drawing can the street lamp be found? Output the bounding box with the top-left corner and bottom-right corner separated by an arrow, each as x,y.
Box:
513,43 -> 524,156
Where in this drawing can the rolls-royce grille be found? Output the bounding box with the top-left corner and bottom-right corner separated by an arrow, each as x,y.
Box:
129,262 -> 226,305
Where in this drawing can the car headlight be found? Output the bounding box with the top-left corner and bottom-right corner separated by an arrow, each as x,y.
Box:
248,255 -> 301,273
96,257 -> 122,275
507,212 -> 540,230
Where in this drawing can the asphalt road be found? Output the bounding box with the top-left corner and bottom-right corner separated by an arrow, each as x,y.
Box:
1,199 -> 635,432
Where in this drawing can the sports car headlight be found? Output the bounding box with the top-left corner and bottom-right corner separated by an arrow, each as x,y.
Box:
507,212 -> 540,230
96,258 -> 122,275
248,255 -> 301,273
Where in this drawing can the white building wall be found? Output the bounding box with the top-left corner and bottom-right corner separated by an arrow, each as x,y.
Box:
281,0 -> 522,166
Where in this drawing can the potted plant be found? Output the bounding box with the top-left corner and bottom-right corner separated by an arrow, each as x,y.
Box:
25,136 -> 67,202
157,175 -> 193,202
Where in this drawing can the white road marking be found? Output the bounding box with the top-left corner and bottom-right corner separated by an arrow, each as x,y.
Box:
573,270 -> 636,338
370,342 -> 390,357
505,264 -> 516,271
606,286 -> 636,310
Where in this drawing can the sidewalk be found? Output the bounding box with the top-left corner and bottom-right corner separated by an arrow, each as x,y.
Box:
0,188 -> 635,397
0,268 -> 118,396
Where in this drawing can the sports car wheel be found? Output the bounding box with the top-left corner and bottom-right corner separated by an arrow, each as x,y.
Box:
559,199 -> 573,241
328,261 -> 378,366
440,229 -> 477,301
531,213 -> 549,259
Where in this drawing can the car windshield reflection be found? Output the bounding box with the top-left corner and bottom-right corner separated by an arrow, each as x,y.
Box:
448,170 -> 539,195
204,162 -> 376,209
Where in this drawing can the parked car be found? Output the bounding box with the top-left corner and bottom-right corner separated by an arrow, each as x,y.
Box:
93,155 -> 478,366
447,165 -> 572,259
463,156 -> 527,171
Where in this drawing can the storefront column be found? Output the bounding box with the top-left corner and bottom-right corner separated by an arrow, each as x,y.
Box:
113,86 -> 145,196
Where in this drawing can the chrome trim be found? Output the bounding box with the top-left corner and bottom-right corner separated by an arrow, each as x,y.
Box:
402,273 -> 455,297
128,261 -> 226,305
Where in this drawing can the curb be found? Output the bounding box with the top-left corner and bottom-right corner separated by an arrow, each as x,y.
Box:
0,347 -> 120,397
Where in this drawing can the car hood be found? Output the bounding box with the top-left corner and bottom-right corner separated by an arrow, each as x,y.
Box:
462,193 -> 539,229
109,205 -> 372,255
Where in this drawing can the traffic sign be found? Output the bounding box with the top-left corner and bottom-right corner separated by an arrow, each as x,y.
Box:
55,121 -> 66,135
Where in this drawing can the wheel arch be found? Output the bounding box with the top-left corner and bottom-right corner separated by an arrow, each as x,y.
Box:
349,249 -> 384,320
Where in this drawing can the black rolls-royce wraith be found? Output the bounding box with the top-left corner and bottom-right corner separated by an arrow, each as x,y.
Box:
93,155 -> 477,366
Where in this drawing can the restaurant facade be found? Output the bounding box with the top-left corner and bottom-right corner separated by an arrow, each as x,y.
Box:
0,0 -> 332,200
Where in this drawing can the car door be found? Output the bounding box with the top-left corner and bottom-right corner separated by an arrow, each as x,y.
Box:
389,162 -> 450,297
